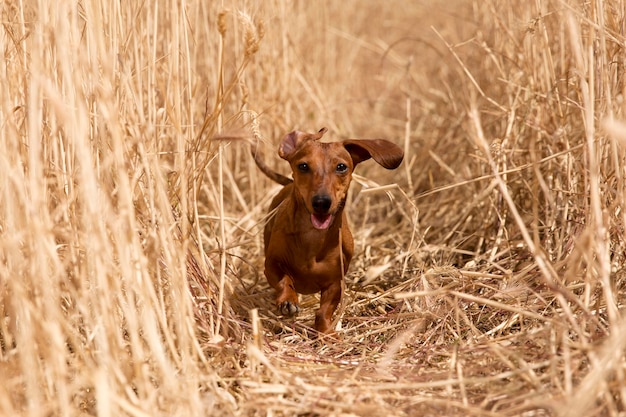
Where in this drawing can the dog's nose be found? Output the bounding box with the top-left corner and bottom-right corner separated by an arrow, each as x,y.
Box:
311,195 -> 332,214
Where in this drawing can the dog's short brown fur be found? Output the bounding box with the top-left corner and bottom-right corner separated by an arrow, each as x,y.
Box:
252,128 -> 404,333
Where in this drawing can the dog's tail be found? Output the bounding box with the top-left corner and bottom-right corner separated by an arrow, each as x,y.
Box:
250,142 -> 292,186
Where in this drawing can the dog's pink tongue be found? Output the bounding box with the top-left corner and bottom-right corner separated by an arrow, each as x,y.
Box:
311,213 -> 332,230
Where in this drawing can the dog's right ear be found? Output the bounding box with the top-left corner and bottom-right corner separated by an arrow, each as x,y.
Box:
278,127 -> 328,160
278,131 -> 301,160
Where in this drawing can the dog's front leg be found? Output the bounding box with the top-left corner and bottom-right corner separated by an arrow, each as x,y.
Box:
315,282 -> 342,334
274,275 -> 299,316
265,261 -> 300,316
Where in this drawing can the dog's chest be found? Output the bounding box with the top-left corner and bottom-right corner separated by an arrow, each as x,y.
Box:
282,234 -> 347,293
288,258 -> 344,294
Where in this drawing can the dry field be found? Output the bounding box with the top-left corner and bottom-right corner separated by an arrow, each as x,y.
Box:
1,0 -> 626,415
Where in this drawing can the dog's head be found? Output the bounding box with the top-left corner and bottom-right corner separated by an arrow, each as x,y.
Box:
278,128 -> 404,230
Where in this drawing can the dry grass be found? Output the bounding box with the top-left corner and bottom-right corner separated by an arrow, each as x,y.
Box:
1,0 -> 626,415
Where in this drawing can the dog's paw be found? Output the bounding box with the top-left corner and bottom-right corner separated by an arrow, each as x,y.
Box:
278,301 -> 299,316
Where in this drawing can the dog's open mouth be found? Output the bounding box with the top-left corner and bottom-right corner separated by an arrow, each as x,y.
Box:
311,213 -> 333,230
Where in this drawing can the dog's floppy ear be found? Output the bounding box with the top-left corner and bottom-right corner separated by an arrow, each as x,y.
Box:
279,127 -> 328,160
343,139 -> 404,169
278,131 -> 301,160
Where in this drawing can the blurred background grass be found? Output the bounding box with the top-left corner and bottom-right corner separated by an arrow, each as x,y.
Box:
1,0 -> 626,415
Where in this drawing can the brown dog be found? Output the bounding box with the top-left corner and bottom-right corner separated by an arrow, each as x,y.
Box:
252,128 -> 404,333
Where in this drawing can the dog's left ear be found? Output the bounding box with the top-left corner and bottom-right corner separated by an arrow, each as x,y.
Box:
343,139 -> 404,169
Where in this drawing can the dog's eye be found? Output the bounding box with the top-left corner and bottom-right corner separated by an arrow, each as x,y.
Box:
297,163 -> 309,173
336,163 -> 348,173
